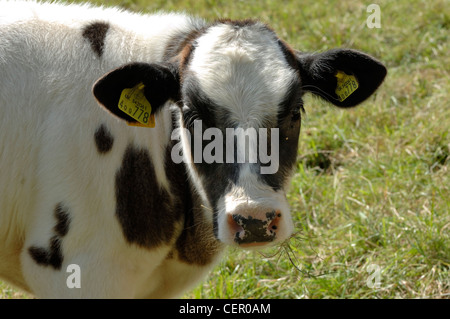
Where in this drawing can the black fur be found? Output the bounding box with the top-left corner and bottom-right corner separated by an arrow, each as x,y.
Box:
93,63 -> 180,124
82,22 -> 110,57
296,49 -> 387,107
53,203 -> 71,237
28,203 -> 71,270
115,145 -> 180,248
94,124 -> 114,154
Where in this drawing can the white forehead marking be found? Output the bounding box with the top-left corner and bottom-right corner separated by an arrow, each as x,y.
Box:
189,23 -> 297,128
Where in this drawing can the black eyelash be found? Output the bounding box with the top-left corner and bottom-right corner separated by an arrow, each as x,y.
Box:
183,108 -> 202,130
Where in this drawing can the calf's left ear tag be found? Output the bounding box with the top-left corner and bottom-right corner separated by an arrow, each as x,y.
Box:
118,82 -> 155,128
335,71 -> 359,102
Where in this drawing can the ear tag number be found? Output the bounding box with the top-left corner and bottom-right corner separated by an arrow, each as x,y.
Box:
118,82 -> 155,128
335,71 -> 359,102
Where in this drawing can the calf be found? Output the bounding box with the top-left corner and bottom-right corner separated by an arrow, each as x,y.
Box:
0,1 -> 386,298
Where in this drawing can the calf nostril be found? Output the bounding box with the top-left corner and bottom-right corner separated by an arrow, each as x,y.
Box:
228,214 -> 244,232
268,211 -> 281,233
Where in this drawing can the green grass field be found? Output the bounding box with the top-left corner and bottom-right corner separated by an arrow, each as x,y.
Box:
1,0 -> 448,299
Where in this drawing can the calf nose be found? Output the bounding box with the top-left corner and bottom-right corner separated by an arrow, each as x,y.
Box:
228,210 -> 282,246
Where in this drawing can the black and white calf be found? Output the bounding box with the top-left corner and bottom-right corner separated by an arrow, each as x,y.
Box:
0,1 -> 386,298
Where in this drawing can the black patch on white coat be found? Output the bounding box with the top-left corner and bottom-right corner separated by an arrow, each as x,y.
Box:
53,203 -> 71,237
115,145 -> 180,249
28,236 -> 63,270
94,124 -> 114,154
182,76 -> 219,129
28,203 -> 71,270
82,21 -> 110,57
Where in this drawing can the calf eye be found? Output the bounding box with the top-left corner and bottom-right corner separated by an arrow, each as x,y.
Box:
291,109 -> 301,122
183,109 -> 200,130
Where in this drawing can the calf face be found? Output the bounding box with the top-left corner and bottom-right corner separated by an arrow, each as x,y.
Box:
93,20 -> 386,248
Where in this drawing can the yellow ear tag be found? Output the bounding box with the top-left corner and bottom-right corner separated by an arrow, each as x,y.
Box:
335,71 -> 359,102
118,82 -> 155,128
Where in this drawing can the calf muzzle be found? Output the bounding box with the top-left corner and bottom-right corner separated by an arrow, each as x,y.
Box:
228,210 -> 282,246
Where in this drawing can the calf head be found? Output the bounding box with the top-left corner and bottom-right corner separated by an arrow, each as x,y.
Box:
93,20 -> 386,249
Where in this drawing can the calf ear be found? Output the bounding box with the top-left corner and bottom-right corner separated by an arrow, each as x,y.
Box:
93,62 -> 180,123
296,49 -> 387,107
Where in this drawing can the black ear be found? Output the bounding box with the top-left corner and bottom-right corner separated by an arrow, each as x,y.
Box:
296,49 -> 387,107
93,62 -> 180,123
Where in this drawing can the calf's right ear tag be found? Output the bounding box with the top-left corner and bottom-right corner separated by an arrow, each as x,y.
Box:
118,82 -> 155,128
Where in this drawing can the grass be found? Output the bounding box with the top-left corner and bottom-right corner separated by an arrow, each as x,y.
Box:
1,0 -> 449,299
